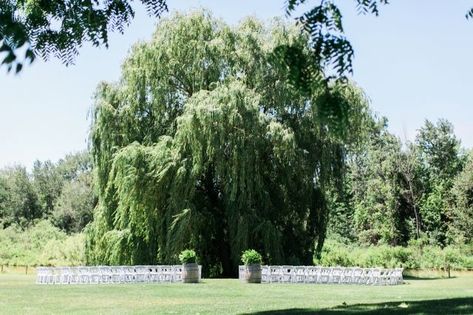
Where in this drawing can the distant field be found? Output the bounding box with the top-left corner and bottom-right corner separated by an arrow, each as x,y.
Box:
1,273 -> 473,314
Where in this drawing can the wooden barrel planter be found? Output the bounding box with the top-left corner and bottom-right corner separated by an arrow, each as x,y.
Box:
244,264 -> 262,283
182,263 -> 199,283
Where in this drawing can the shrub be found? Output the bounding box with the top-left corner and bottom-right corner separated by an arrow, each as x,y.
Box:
179,249 -> 197,264
241,249 -> 262,265
315,240 -> 355,267
314,239 -> 473,270
0,220 -> 84,266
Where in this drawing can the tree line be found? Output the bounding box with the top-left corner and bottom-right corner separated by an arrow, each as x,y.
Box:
0,151 -> 96,233
329,118 -> 473,248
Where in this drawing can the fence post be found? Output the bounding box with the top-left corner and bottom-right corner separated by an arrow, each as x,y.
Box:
25,265 -> 28,275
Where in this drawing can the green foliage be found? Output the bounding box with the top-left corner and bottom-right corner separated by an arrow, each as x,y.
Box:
51,176 -> 96,233
315,239 -> 473,270
416,119 -> 462,181
350,123 -> 407,245
179,249 -> 197,264
326,188 -> 356,242
0,151 -> 95,233
0,0 -> 167,71
241,249 -> 262,265
56,151 -> 94,181
3,0 -> 473,79
314,240 -> 356,267
0,220 -> 84,266
51,151 -> 96,233
449,151 -> 473,243
415,119 -> 463,245
419,181 -> 447,244
32,160 -> 63,216
86,11 -> 371,276
336,118 -> 467,248
0,166 -> 41,227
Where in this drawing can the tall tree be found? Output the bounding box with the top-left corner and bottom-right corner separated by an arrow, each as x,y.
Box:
0,176 -> 9,227
397,143 -> 423,240
52,171 -> 96,233
449,151 -> 473,243
349,121 -> 409,245
85,11 -> 370,276
0,166 -> 41,226
32,160 -> 63,216
56,150 -> 94,182
51,151 -> 96,233
31,151 -> 94,220
416,119 -> 462,181
415,119 -> 463,245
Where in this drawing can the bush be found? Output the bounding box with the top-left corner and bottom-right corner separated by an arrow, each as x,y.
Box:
315,240 -> 355,267
0,220 -> 84,266
314,239 -> 473,270
179,249 -> 197,264
241,249 -> 262,265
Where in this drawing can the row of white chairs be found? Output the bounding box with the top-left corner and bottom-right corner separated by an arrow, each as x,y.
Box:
239,266 -> 403,285
36,265 -> 202,285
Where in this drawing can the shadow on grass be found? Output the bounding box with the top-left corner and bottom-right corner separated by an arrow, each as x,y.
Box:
403,275 -> 452,281
242,297 -> 473,314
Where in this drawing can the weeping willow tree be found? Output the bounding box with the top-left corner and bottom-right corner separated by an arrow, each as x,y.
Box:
86,10 -> 371,276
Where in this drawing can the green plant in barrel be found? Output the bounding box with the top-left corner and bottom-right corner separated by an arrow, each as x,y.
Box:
241,249 -> 262,283
179,249 -> 199,283
179,249 -> 197,264
241,249 -> 262,265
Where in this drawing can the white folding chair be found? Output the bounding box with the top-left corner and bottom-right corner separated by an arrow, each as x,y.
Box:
392,268 -> 403,285
36,267 -> 46,284
379,269 -> 391,285
294,266 -> 306,283
351,268 -> 363,284
269,266 -> 282,283
367,268 -> 381,285
330,267 -> 343,284
282,266 -> 293,283
122,266 -> 134,283
100,266 -> 112,284
77,267 -> 89,284
89,266 -> 100,284
147,266 -> 158,282
70,267 -> 80,284
173,265 -> 183,282
319,267 -> 331,284
306,266 -> 319,283
60,267 -> 73,284
261,265 -> 270,283
134,265 -> 147,283
340,267 -> 355,284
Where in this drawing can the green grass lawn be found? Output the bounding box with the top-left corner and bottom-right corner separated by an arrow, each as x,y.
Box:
1,274 -> 473,314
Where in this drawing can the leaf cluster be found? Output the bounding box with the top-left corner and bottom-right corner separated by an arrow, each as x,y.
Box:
241,249 -> 262,265
0,0 -> 167,72
179,249 -> 197,264
285,0 -> 388,77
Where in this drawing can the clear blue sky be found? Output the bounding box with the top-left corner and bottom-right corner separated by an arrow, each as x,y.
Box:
1,0 -> 472,168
